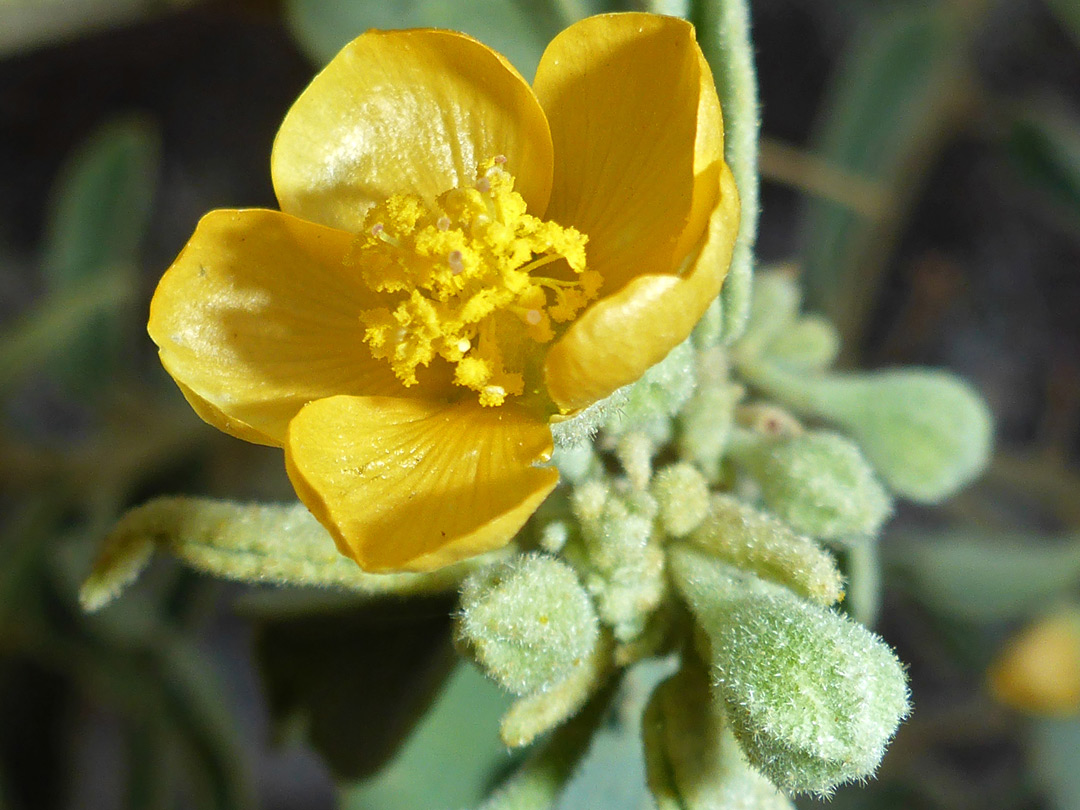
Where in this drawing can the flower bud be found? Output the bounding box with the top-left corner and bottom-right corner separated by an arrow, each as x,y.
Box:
764,314 -> 840,371
652,463 -> 711,538
668,546 -> 909,795
458,554 -> 599,696
689,494 -> 843,605
570,485 -> 664,642
989,605 -> 1080,716
741,431 -> 892,540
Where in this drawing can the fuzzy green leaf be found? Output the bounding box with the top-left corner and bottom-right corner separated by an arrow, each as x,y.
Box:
80,497 -> 502,611
745,365 -> 993,503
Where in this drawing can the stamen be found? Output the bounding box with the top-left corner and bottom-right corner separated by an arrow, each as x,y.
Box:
520,253 -> 566,275
352,158 -> 593,407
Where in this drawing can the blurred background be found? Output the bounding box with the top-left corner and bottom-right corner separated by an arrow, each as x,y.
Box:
2,0 -> 1080,808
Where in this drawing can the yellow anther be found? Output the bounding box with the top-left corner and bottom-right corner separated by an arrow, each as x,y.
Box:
348,160 -> 595,406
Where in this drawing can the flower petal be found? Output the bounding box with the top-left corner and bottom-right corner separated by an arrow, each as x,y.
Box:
285,395 -> 560,572
149,209 -> 449,446
533,13 -> 725,296
544,162 -> 740,413
272,29 -> 553,233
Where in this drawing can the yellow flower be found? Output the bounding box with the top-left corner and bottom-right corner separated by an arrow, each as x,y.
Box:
148,13 -> 740,573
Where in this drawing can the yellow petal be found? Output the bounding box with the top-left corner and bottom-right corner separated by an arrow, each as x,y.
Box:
533,13 -> 724,297
285,395 -> 560,572
272,29 -> 553,233
149,209 -> 449,446
989,607 -> 1080,716
544,162 -> 739,413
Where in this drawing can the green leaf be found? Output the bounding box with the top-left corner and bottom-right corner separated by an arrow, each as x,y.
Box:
1030,717 -> 1080,810
1007,104 -> 1080,218
41,116 -> 159,393
799,7 -> 961,337
1046,0 -> 1080,49
887,531 -> 1080,621
690,0 -> 760,342
340,662 -> 516,810
253,599 -> 458,781
80,497 -> 505,611
284,0 -> 567,79
0,275 -> 132,394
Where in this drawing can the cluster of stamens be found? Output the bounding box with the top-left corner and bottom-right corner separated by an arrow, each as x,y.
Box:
345,158 -> 599,406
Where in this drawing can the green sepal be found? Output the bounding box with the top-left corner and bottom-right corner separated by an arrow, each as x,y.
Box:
643,657 -> 795,810
80,497 -> 502,611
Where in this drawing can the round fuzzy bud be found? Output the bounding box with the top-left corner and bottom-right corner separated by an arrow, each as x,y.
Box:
652,463 -> 711,538
458,555 -> 599,696
712,589 -> 909,794
747,431 -> 892,540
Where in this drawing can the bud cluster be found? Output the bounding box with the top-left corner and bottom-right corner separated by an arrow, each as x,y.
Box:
447,268 -> 988,801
